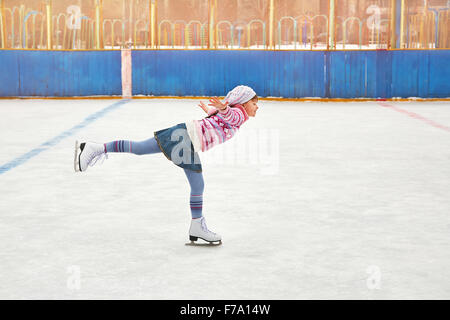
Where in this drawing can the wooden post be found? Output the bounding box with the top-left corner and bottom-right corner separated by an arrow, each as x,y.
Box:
269,0 -> 274,49
46,0 -> 52,49
400,0 -> 405,48
95,0 -> 103,49
150,0 -> 156,48
208,0 -> 216,49
0,0 -> 5,48
390,0 -> 397,49
328,0 -> 336,50
19,5 -> 24,48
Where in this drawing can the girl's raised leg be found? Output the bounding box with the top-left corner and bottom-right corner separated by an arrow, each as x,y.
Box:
104,137 -> 161,155
75,137 -> 162,172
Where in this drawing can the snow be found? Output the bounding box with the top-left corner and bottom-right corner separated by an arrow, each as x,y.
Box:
0,98 -> 449,299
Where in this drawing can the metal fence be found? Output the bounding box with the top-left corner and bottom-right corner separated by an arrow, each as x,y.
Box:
0,0 -> 448,50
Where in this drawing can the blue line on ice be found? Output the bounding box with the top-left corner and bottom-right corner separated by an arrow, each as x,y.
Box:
0,99 -> 130,175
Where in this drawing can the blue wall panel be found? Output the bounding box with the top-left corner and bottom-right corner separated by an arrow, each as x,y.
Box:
0,49 -> 449,98
428,50 -> 450,98
133,50 -> 449,99
0,51 -> 20,96
391,50 -> 421,97
0,50 -> 121,97
390,50 -> 450,98
132,50 -> 327,98
375,50 -> 392,98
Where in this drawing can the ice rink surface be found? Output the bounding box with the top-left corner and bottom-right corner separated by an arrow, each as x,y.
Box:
0,98 -> 449,299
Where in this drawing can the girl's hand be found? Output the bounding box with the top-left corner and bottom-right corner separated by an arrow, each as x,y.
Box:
208,97 -> 229,111
198,101 -> 210,114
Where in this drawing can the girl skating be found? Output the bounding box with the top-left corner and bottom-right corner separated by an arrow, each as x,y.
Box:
74,85 -> 259,245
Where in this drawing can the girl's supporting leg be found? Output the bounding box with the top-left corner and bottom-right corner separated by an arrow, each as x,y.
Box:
104,137 -> 161,155
183,168 -> 204,219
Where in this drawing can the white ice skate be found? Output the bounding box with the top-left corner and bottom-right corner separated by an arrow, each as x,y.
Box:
74,141 -> 108,172
186,217 -> 222,246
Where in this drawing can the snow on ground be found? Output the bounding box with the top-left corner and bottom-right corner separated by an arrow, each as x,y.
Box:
0,98 -> 449,299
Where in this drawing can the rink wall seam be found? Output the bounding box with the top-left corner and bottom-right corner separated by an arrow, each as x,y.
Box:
0,50 -> 449,98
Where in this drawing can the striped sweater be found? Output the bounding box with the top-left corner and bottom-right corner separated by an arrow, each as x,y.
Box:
186,104 -> 249,152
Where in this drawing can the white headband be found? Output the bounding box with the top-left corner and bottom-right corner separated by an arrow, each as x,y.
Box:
225,85 -> 256,106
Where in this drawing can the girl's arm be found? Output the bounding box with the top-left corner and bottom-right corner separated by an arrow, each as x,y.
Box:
198,101 -> 218,116
198,101 -> 210,114
198,97 -> 228,115
207,97 -> 229,113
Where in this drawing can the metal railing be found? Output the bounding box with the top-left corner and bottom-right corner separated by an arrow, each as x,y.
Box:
0,1 -> 448,50
277,15 -> 329,49
103,18 -> 125,49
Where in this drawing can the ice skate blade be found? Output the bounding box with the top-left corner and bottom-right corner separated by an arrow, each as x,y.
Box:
74,140 -> 80,172
185,240 -> 222,247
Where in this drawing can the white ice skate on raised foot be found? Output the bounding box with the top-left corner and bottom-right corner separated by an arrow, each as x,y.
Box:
74,141 -> 108,172
186,217 -> 222,246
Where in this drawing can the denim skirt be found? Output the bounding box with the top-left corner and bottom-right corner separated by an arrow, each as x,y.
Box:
154,123 -> 202,173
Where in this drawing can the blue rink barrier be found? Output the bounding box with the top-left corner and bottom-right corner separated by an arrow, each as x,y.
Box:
133,50 -> 450,99
0,50 -> 448,98
0,50 -> 122,97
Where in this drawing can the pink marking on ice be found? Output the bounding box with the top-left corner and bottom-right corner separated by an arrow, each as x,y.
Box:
378,102 -> 450,133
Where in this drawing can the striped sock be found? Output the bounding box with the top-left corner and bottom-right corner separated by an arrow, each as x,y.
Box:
104,140 -> 132,153
190,194 -> 203,219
